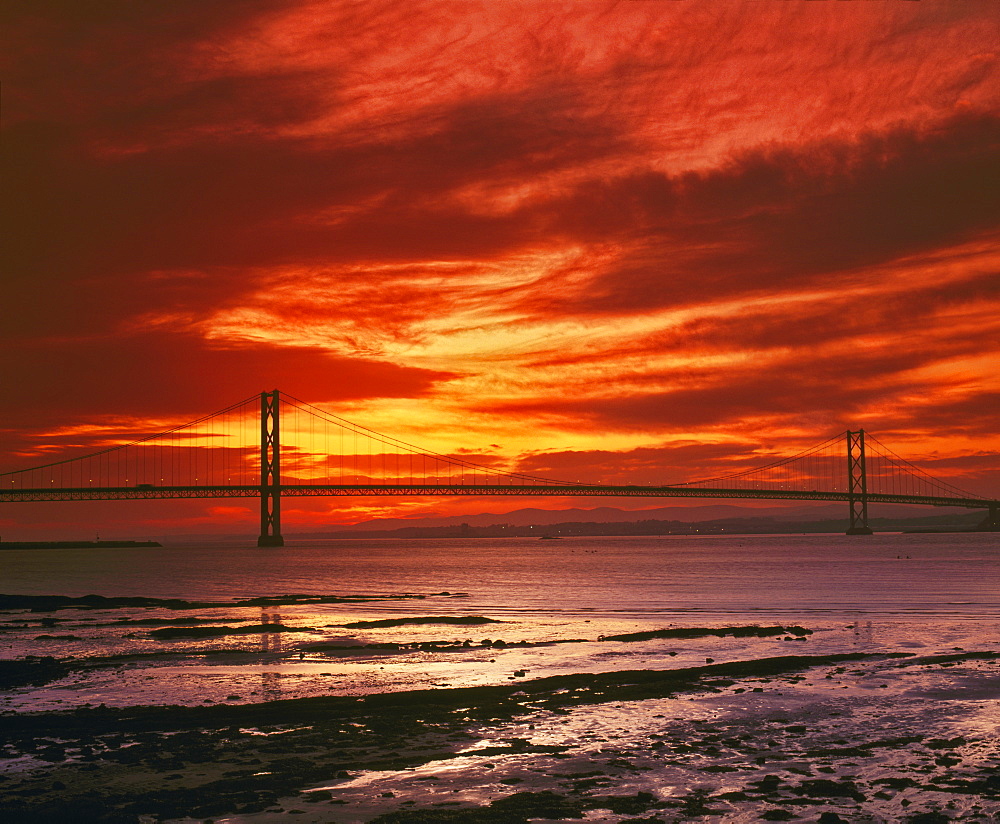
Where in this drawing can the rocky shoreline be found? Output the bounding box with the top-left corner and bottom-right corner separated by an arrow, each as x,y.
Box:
2,650 -> 999,823
0,620 -> 821,691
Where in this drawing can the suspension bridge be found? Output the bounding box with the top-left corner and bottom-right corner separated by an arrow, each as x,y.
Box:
2,390 -> 997,545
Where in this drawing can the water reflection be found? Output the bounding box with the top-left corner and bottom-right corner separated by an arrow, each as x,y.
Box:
260,609 -> 282,653
851,620 -> 875,645
260,671 -> 282,701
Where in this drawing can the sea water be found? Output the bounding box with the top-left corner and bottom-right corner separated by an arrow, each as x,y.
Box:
1,532 -> 998,711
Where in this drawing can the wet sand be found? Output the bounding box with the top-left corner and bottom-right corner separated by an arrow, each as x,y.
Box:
2,650 -> 998,823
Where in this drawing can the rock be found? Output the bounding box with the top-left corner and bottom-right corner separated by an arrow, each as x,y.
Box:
597,791 -> 658,814
38,746 -> 66,762
0,657 -> 72,689
750,775 -> 783,793
796,778 -> 865,801
489,790 -> 586,819
925,737 -> 966,750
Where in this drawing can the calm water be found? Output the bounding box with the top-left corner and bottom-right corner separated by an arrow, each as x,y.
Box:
3,532 -> 999,616
2,532 -> 998,710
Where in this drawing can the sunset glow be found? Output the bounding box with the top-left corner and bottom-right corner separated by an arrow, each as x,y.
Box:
3,1 -> 998,536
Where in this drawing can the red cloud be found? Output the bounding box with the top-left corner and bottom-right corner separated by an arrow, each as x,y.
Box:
3,1 -> 998,531
0,334 -> 453,462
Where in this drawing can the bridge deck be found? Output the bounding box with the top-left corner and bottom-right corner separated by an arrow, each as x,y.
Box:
1,484 -> 994,509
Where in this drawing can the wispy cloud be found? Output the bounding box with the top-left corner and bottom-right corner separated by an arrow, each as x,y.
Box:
3,0 -> 998,525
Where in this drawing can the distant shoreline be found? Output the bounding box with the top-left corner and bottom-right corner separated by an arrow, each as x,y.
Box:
297,518 -> 986,540
0,540 -> 162,550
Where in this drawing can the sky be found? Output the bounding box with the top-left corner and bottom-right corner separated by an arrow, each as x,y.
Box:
3,0 -> 999,537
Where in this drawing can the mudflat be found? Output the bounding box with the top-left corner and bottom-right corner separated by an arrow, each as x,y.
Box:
2,650 -> 998,823
4,536 -> 999,822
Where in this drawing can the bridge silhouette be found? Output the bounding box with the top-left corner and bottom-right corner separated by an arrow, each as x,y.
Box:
2,390 -> 997,545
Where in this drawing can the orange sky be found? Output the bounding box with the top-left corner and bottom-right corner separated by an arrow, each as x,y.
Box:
3,1 -> 999,536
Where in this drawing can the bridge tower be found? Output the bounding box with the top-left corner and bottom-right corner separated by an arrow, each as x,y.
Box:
258,389 -> 284,547
846,429 -> 873,535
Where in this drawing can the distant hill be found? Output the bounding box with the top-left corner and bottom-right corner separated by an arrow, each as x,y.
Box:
318,503 -> 850,532
152,502 -> 984,543
293,503 -> 983,539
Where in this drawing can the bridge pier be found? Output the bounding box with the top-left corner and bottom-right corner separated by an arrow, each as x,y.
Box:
846,429 -> 873,535
978,503 -> 1000,532
258,389 -> 284,547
